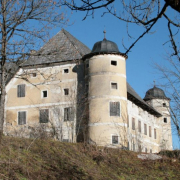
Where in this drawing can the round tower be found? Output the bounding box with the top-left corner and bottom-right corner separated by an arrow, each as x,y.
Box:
144,86 -> 173,150
83,36 -> 128,147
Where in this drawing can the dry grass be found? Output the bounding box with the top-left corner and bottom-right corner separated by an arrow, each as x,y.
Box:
0,136 -> 179,180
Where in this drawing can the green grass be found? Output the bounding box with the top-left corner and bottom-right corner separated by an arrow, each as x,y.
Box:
0,136 -> 179,179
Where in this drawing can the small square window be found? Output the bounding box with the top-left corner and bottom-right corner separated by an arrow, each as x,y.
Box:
163,103 -> 166,107
64,88 -> 69,95
164,118 -> 167,123
112,135 -> 118,144
64,69 -> 69,73
42,90 -> 48,98
86,63 -> 89,68
111,82 -> 117,89
111,60 -> 117,66
31,73 -> 37,77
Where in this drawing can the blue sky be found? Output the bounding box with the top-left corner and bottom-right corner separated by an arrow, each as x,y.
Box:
49,5 -> 180,149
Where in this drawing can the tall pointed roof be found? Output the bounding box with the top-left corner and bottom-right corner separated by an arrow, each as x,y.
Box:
22,29 -> 91,66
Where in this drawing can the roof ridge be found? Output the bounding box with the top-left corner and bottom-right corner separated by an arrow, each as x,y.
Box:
62,29 -> 85,57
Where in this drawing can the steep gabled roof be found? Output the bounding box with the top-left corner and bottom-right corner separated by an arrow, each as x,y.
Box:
22,29 -> 91,67
127,83 -> 162,117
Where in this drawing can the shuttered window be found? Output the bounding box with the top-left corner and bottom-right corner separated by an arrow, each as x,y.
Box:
18,111 -> 26,125
64,107 -> 74,121
17,84 -> 25,97
110,102 -> 120,116
149,126 -> 151,137
154,129 -> 157,139
40,109 -> 49,123
144,124 -> 147,135
132,118 -> 135,130
112,135 -> 118,144
138,120 -> 141,132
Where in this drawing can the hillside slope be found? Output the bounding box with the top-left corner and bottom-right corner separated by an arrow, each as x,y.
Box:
0,137 -> 179,180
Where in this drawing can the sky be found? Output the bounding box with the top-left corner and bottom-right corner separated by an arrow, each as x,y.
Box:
48,2 -> 180,149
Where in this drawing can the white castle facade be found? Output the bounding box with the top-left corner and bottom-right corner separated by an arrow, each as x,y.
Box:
4,29 -> 172,153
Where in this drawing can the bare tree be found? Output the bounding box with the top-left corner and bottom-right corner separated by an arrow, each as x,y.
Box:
0,0 -> 68,141
154,55 -> 180,138
62,0 -> 180,56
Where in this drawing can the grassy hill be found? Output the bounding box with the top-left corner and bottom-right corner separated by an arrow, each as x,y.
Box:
0,136 -> 179,180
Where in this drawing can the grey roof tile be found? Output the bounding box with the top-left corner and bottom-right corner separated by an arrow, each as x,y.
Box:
127,83 -> 162,117
22,29 -> 91,66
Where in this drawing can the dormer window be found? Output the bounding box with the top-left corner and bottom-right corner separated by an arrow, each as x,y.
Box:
111,60 -> 117,66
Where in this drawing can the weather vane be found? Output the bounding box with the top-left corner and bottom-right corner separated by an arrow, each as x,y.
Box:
153,80 -> 156,87
103,29 -> 106,39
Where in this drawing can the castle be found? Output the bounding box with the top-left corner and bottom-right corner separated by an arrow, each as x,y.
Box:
4,29 -> 172,153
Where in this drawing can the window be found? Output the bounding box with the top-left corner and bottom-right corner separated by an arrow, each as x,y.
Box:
42,90 -> 48,98
132,118 -> 135,130
64,107 -> 73,121
138,145 -> 141,152
40,109 -> 49,123
111,82 -> 118,89
138,120 -> 141,133
150,149 -> 152,153
17,84 -> 25,97
64,88 -> 69,95
63,69 -> 69,73
63,139 -> 69,142
154,129 -> 157,139
112,135 -> 118,144
145,148 -> 147,153
127,116 -> 129,127
31,73 -> 37,77
149,126 -> 151,137
163,103 -> 166,107
164,118 -> 167,123
133,143 -> 135,151
144,124 -> 147,135
86,63 -> 89,68
18,111 -> 26,125
110,102 -> 120,116
111,60 -> 117,66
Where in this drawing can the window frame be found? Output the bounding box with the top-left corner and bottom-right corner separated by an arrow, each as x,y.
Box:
63,68 -> 69,74
149,126 -> 152,137
111,135 -> 119,145
111,82 -> 118,90
64,88 -> 69,96
41,90 -> 48,98
132,118 -> 135,130
111,60 -> 117,66
154,128 -> 157,139
39,109 -> 49,123
17,84 -> 26,98
164,117 -> 167,123
144,124 -> 147,135
109,101 -> 120,117
138,120 -> 141,133
64,107 -> 74,121
18,111 -> 27,125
